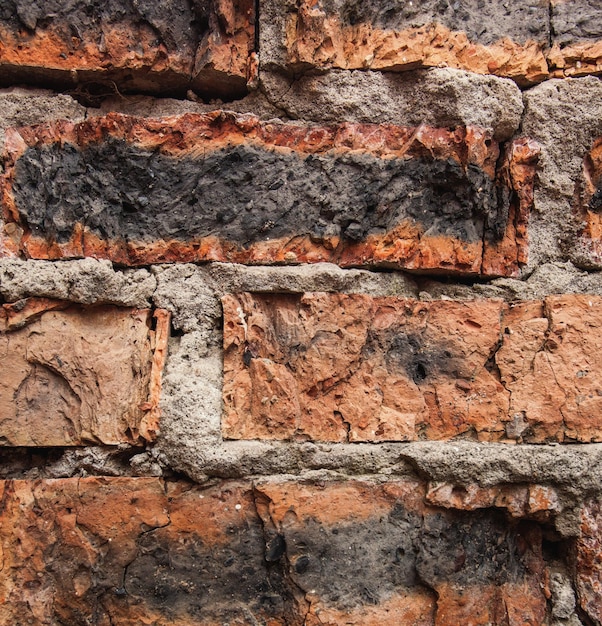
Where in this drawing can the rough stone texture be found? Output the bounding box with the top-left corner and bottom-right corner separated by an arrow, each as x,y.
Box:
260,68 -> 524,141
0,0 -> 255,100
575,137 -> 602,267
255,479 -> 547,625
260,0 -> 549,85
2,111 -> 536,276
224,293 -> 602,444
0,89 -> 86,258
577,499 -> 602,625
0,258 -> 156,306
0,299 -> 169,445
0,477 -> 548,626
549,0 -> 602,78
521,77 -> 602,271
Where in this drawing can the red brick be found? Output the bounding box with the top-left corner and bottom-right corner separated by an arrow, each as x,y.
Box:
577,499 -> 602,624
0,477 -> 548,625
0,0 -> 254,99
255,480 -> 547,626
265,0 -> 549,84
548,0 -> 602,78
0,298 -> 169,446
577,138 -> 602,264
223,293 -> 602,443
2,112 -> 536,276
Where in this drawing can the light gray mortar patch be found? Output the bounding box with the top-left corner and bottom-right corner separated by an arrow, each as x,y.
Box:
260,67 -> 523,140
521,76 -> 602,271
0,258 -> 156,306
0,88 -> 85,149
92,91 -> 285,121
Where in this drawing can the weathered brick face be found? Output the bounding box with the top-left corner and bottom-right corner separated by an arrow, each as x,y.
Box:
1,112 -> 537,276
224,293 -> 602,443
0,0 -> 255,98
263,0 -> 550,84
0,298 -> 169,445
0,477 -> 548,626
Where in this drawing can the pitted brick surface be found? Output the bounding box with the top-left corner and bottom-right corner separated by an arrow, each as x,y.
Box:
261,0 -> 549,84
224,293 -> 602,443
1,112 -> 536,276
0,298 -> 169,445
0,0 -> 255,98
0,477 -> 548,626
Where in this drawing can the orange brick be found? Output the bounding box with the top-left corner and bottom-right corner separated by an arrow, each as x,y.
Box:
0,298 -> 169,445
2,112 -> 535,275
577,499 -> 602,624
0,477 -> 548,625
0,0 -> 254,99
263,0 -> 549,84
223,293 -> 602,443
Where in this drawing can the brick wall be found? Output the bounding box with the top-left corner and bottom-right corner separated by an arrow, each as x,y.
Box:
1,1 -> 602,624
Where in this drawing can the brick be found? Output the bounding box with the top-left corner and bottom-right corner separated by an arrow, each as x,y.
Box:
0,477 -> 547,625
223,293 -> 602,443
255,480 -> 547,626
549,0 -> 602,78
261,0 -> 549,85
577,499 -> 602,624
1,112 -> 537,276
0,298 -> 169,446
0,0 -> 254,99
577,138 -> 602,264
426,482 -> 561,520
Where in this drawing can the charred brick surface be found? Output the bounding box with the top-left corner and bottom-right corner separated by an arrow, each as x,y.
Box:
0,477 -> 548,625
2,113 -> 534,275
0,0 -> 254,98
12,142 -> 502,246
319,0 -> 548,47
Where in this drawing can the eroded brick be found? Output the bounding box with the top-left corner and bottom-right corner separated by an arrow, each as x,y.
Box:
1,112 -> 535,276
576,138 -> 602,264
549,0 -> 602,78
255,480 -> 547,626
0,0 -> 254,99
262,0 -> 549,84
223,293 -> 602,443
577,499 -> 602,624
0,477 -> 548,625
0,298 -> 169,445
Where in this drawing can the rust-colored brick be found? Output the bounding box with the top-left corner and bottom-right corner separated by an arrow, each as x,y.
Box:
0,477 -> 548,625
0,298 -> 169,446
223,293 -> 602,443
0,0 -> 255,99
1,112 -> 537,276
263,0 -> 549,84
577,499 -> 602,624
548,0 -> 602,78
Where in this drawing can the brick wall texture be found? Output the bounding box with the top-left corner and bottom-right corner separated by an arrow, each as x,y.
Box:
2,1 -> 602,624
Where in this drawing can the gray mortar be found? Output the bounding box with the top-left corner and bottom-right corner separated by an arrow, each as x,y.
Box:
551,0 -> 602,46
0,88 -> 85,152
260,68 -> 523,141
0,258 -> 156,306
521,76 -> 602,271
92,91 -> 284,120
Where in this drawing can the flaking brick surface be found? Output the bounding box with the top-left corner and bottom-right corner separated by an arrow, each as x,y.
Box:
1,112 -> 535,276
224,293 -> 602,443
0,299 -> 168,445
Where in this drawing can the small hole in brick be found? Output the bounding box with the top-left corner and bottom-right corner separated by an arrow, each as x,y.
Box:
412,362 -> 427,383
